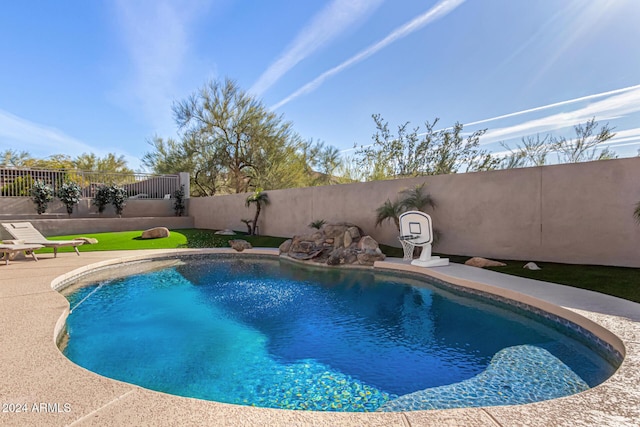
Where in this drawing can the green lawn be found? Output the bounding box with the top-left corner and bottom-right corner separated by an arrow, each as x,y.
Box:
45,229 -> 640,303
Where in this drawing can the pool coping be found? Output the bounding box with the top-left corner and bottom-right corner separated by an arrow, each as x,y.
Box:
0,248 -> 638,426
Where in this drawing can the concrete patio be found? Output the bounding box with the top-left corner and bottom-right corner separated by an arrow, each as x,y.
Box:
1,249 -> 638,426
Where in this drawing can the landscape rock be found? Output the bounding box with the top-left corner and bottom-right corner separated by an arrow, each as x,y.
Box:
343,232 -> 353,248
347,226 -> 361,240
357,236 -> 379,252
464,257 -> 506,268
280,222 -> 384,267
356,249 -> 385,265
75,237 -> 99,244
141,227 -> 170,239
278,239 -> 292,254
523,262 -> 541,270
229,239 -> 252,252
214,229 -> 236,235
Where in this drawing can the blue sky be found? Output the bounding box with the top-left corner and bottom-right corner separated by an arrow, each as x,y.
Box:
1,0 -> 639,171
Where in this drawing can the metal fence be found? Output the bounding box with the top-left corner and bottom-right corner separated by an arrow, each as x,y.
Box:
0,167 -> 181,199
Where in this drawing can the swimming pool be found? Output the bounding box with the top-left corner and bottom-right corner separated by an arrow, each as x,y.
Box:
60,255 -> 620,412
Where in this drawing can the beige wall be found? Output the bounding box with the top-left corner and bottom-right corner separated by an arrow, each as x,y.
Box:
190,157 -> 640,267
0,198 -> 178,218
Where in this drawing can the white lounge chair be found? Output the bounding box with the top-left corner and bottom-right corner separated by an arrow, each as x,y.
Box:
1,222 -> 84,257
398,211 -> 448,267
0,242 -> 44,265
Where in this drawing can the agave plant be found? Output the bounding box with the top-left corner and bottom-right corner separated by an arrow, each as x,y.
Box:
635,201 -> 640,224
309,219 -> 326,229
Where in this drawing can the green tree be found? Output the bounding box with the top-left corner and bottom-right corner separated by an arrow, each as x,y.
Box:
245,189 -> 269,235
1,150 -> 33,167
356,114 -> 498,180
170,78 -> 305,193
552,118 -> 616,163
73,153 -> 133,173
500,134 -> 550,169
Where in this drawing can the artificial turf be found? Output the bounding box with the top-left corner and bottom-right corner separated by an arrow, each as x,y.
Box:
44,229 -> 639,303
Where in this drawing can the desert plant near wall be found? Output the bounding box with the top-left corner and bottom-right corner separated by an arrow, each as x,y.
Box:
635,201 -> 640,224
173,185 -> 186,216
30,180 -> 54,215
58,181 -> 82,217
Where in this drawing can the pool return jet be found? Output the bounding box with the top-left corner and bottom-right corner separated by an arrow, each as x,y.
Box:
399,211 -> 449,267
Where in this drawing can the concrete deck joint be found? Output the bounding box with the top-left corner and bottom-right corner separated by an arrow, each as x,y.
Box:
481,408 -> 504,426
400,412 -> 411,427
66,389 -> 135,426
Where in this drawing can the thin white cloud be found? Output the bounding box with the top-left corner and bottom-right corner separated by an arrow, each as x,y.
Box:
464,84 -> 640,128
477,85 -> 640,145
250,0 -> 384,97
112,0 -> 210,132
271,0 -> 466,110
0,110 -> 142,169
0,110 -> 99,155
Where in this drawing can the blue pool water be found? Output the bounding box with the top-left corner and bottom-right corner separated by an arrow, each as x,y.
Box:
62,256 -> 617,412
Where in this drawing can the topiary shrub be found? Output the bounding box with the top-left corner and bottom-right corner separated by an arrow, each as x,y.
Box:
110,184 -> 128,217
58,181 -> 83,217
93,185 -> 111,214
173,185 -> 186,216
30,180 -> 54,215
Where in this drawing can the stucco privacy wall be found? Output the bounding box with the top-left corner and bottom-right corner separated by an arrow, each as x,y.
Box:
0,198 -> 176,218
191,157 -> 640,268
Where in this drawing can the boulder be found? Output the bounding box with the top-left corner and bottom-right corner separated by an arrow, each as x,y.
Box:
357,249 -> 386,265
280,222 -> 384,267
289,249 -> 323,260
323,223 -> 355,238
347,226 -> 361,240
357,236 -> 379,252
343,232 -> 353,248
523,262 -> 541,270
75,237 -> 99,244
229,239 -> 252,252
278,239 -> 292,254
141,227 -> 170,239
464,257 -> 506,268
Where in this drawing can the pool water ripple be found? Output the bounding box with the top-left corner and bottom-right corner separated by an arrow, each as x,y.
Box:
61,256 -> 617,412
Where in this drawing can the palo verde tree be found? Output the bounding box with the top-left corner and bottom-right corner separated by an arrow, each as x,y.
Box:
154,78 -> 303,194
356,114 -> 498,180
143,78 -> 343,194
501,117 -> 617,168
